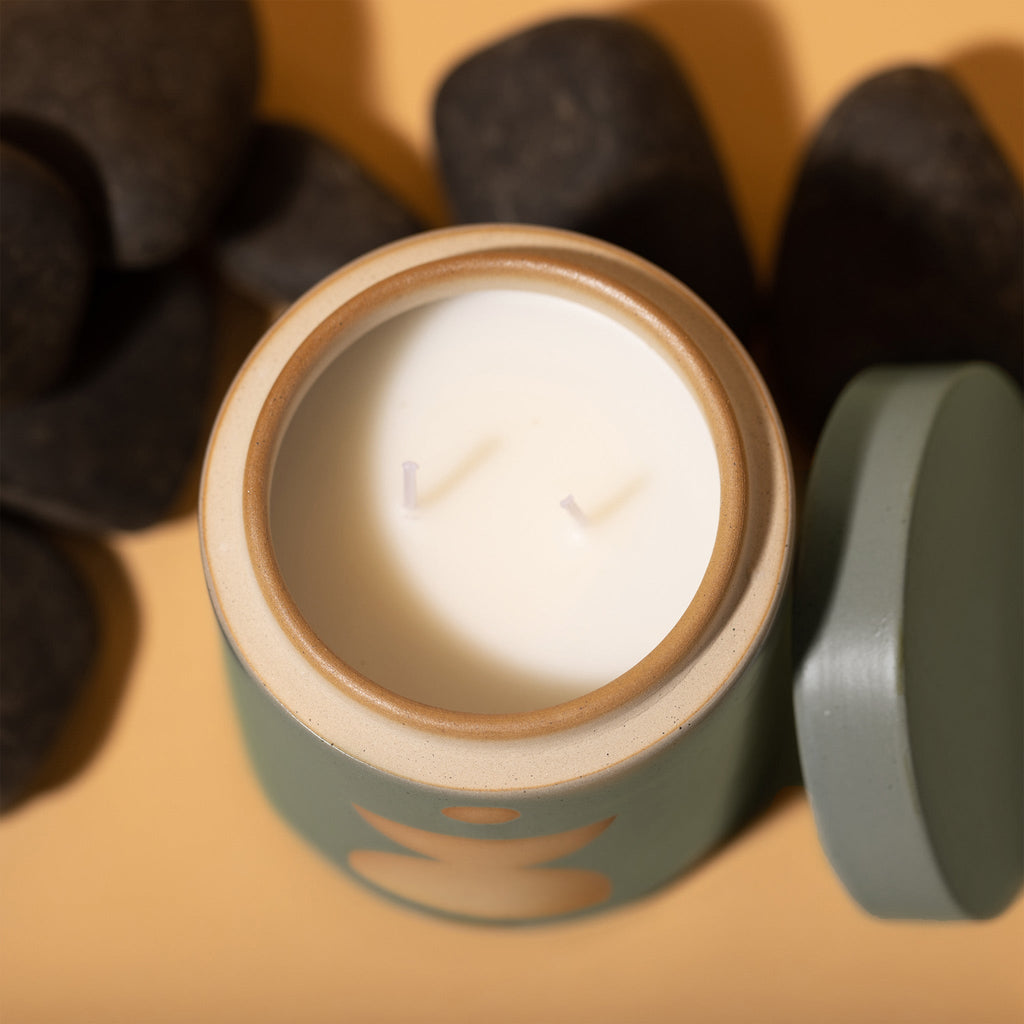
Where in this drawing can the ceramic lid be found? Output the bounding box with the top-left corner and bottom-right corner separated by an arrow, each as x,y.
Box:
793,363 -> 1023,919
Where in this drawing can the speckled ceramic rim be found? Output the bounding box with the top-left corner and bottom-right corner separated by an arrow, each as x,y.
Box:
242,250 -> 747,739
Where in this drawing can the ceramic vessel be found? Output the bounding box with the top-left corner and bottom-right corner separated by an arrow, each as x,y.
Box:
200,225 -> 793,922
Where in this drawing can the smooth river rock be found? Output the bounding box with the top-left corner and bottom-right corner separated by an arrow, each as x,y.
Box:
771,66 -> 1024,439
217,121 -> 425,306
0,263 -> 215,531
434,17 -> 756,335
0,515 -> 97,812
1,142 -> 93,402
0,0 -> 259,268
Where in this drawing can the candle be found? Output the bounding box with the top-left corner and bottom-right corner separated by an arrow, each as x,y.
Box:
268,288 -> 720,714
202,226 -> 793,920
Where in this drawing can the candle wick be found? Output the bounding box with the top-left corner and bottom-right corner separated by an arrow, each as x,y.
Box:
402,461 -> 419,511
560,494 -> 588,528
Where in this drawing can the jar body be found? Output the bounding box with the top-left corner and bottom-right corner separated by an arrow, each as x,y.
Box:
221,613 -> 790,920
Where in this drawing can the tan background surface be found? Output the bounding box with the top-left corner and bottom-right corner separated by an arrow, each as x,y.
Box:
2,2 -> 1022,1021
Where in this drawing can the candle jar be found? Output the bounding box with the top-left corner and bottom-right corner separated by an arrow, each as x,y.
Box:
201,224 -> 793,922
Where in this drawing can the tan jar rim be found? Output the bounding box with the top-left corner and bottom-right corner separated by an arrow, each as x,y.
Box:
242,248 -> 748,740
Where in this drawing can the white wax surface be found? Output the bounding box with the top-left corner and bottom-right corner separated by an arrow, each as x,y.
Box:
270,289 -> 720,713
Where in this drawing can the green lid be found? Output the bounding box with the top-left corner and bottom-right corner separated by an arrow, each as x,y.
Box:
793,363 -> 1023,919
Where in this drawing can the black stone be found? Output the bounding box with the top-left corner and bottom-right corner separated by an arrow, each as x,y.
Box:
0,0 -> 259,268
1,143 -> 93,402
0,515 -> 97,811
434,16 -> 755,335
771,66 -> 1024,440
0,263 -> 215,531
216,121 -> 425,306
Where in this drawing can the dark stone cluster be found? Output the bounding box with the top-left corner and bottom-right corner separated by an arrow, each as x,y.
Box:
2,7 -> 1020,809
0,0 -> 428,811
0,0 -> 254,809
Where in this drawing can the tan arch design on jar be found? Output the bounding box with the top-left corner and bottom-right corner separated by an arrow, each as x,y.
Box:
348,805 -> 614,920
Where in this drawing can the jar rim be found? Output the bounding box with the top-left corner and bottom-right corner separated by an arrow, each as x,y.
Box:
242,247 -> 748,739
